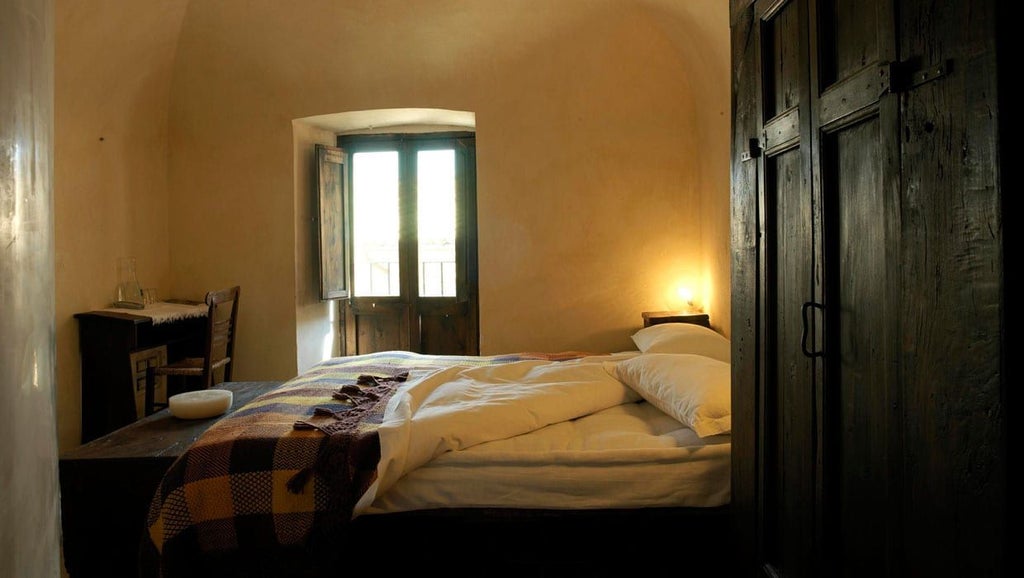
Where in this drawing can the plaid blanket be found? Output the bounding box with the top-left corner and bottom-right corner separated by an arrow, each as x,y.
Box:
143,350 -> 591,577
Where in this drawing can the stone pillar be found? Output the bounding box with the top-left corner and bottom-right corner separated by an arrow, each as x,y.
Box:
0,0 -> 61,575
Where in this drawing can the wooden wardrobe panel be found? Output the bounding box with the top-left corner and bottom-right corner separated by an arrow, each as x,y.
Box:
824,117 -> 894,575
763,0 -> 802,119
731,0 -> 1004,576
728,3 -> 762,574
766,146 -> 816,576
898,0 -> 1003,574
817,0 -> 880,86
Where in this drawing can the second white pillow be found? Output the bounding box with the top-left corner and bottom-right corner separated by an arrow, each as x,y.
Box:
630,322 -> 731,362
613,353 -> 731,438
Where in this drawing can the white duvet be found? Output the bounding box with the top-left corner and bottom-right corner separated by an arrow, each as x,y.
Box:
353,354 -> 730,515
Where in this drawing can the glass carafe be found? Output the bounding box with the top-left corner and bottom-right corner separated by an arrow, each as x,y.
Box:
116,257 -> 143,304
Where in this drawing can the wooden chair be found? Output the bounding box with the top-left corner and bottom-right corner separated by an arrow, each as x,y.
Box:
145,286 -> 240,416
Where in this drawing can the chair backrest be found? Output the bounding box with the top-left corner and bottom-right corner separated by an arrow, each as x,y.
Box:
201,286 -> 240,387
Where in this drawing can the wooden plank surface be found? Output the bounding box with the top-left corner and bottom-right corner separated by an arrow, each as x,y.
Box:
61,381 -> 283,461
729,2 -> 761,574
60,381 -> 284,578
898,0 -> 1003,575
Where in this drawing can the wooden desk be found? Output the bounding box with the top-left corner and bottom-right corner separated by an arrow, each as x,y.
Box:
59,380 -> 283,578
75,309 -> 207,442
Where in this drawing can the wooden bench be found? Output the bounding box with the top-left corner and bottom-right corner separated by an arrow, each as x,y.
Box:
60,381 -> 283,577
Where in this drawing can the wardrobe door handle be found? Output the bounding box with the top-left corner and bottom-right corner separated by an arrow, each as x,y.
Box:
801,301 -> 825,358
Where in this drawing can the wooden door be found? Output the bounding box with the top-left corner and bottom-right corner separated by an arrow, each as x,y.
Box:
732,0 -> 1004,576
332,134 -> 479,356
741,0 -> 901,573
811,1 -> 900,574
739,0 -> 901,574
749,2 -> 819,575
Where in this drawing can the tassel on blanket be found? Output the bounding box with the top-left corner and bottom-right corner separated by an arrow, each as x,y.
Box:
292,407 -> 348,431
291,374 -> 403,431
286,464 -> 315,493
357,372 -> 409,386
287,372 -> 408,494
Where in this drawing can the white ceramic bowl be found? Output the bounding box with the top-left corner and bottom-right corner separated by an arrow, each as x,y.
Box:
168,389 -> 233,419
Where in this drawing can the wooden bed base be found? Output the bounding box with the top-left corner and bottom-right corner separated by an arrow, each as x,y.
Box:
138,505 -> 730,576
351,505 -> 732,574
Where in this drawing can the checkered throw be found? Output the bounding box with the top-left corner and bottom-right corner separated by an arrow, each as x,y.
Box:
143,350 -> 590,577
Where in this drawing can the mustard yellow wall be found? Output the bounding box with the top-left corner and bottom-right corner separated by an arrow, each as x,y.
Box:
54,0 -> 190,449
53,0 -> 730,450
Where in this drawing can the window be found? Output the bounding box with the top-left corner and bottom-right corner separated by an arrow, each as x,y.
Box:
351,150 -> 400,296
343,133 -> 471,300
319,131 -> 478,355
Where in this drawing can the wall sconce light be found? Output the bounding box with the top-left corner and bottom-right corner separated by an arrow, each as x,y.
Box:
677,286 -> 694,309
676,286 -> 696,313
667,285 -> 700,313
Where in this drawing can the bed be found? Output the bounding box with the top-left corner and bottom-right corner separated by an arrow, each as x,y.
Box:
140,322 -> 733,577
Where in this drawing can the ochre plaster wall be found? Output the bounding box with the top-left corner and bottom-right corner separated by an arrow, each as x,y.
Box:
54,0 -> 189,449
167,0 -> 730,367
53,0 -> 729,449
668,0 -> 732,333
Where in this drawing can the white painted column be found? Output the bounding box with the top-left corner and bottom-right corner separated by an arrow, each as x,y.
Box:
0,0 -> 61,576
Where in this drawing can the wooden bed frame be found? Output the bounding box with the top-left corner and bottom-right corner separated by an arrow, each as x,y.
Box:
137,504 -> 731,576
348,505 -> 731,574
67,333 -> 733,576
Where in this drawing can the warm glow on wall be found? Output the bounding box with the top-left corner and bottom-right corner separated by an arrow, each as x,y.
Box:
677,286 -> 694,308
666,280 -> 703,313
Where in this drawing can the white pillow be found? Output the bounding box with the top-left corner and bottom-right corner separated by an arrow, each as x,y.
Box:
630,323 -> 731,362
612,353 -> 730,437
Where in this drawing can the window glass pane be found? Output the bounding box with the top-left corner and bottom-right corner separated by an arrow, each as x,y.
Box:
417,149 -> 456,297
352,151 -> 399,297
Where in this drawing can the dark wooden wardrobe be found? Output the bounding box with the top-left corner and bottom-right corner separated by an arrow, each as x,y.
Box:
729,0 -> 1005,576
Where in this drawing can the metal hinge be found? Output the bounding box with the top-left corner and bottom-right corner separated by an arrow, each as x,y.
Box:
884,59 -> 951,93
